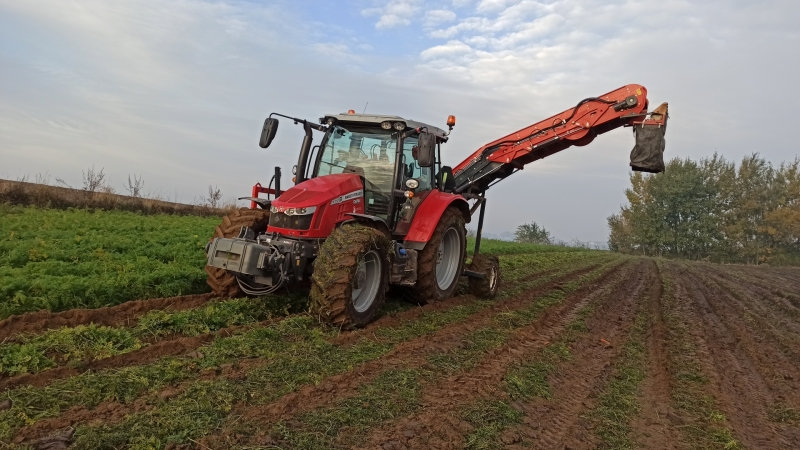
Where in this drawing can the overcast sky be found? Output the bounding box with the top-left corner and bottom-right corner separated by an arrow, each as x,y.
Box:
1,0 -> 798,242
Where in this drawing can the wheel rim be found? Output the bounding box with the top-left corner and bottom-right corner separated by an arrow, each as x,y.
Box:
436,227 -> 461,290
352,250 -> 382,313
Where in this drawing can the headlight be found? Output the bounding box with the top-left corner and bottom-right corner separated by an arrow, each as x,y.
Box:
405,179 -> 419,189
270,205 -> 278,213
380,121 -> 393,130
393,121 -> 406,131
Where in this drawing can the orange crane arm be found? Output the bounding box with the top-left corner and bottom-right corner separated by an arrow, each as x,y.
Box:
450,84 -> 668,194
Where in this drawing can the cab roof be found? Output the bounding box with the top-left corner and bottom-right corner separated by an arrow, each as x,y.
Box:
320,112 -> 449,140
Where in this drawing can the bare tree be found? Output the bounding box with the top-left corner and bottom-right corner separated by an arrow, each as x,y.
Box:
123,174 -> 145,198
35,172 -> 51,185
82,166 -> 106,193
203,185 -> 223,209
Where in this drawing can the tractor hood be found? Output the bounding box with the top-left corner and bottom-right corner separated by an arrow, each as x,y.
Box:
273,173 -> 363,209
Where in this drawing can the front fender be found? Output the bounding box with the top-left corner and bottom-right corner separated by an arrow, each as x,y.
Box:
403,190 -> 470,250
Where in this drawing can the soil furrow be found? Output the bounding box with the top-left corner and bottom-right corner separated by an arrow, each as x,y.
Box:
0,293 -> 216,341
510,260 -> 653,450
706,265 -> 800,328
670,264 -> 793,449
629,262 -> 684,450
694,267 -> 800,363
355,261 -> 636,449
685,268 -> 800,406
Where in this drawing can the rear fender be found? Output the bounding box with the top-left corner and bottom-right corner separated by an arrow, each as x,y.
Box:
403,191 -> 470,250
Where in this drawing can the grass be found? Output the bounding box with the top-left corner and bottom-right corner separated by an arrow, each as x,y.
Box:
588,309 -> 648,448
0,292 -> 311,376
0,324 -> 143,376
468,237 -> 598,256
463,400 -> 523,450
68,302 -> 492,447
0,205 -> 219,318
658,262 -> 742,449
270,369 -> 424,449
768,402 -> 800,424
460,263 -> 626,450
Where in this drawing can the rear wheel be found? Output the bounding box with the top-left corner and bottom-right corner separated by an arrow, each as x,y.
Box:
467,254 -> 500,298
310,224 -> 390,328
205,208 -> 270,297
413,207 -> 467,304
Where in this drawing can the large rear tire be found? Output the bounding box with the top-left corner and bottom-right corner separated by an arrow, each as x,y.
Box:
205,208 -> 270,297
413,207 -> 467,304
467,254 -> 500,299
310,224 -> 390,328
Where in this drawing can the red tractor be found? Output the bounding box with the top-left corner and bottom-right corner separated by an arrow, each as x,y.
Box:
205,84 -> 668,327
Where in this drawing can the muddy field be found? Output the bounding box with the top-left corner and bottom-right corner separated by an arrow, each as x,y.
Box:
1,254 -> 799,449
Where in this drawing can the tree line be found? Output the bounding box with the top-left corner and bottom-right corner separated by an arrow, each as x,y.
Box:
608,153 -> 800,265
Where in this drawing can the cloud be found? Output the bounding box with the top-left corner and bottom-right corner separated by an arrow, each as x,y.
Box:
424,9 -> 457,26
361,0 -> 421,29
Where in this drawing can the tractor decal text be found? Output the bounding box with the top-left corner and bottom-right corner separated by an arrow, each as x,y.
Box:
330,189 -> 363,205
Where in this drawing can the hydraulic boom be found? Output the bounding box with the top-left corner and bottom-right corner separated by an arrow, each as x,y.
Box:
451,84 -> 668,194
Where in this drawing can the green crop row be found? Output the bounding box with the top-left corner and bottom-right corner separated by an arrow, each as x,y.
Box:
0,291 -> 311,376
0,205 -> 221,318
1,253 -> 609,444
0,249 -> 610,377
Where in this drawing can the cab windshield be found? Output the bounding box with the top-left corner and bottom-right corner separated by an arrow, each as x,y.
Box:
315,126 -> 396,193
314,124 -> 430,219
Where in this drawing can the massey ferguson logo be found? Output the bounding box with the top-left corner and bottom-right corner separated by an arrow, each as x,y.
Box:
330,190 -> 363,205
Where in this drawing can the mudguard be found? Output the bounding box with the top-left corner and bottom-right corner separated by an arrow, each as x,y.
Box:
403,190 -> 470,250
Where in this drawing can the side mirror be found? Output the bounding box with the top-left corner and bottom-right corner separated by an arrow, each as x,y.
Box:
259,118 -> 279,148
417,132 -> 435,167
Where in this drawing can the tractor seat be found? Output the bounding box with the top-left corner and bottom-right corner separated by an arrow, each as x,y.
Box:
437,166 -> 456,192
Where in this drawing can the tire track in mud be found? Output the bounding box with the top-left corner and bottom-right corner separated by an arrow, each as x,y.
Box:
736,264 -> 800,285
10,260 -> 614,444
508,260 -> 656,450
0,326 -> 242,392
707,265 -> 800,328
197,260 -> 626,448
682,267 -> 800,447
628,262 -> 684,450
695,266 -> 800,361
0,293 -> 216,341
354,261 -> 641,450
667,263 -> 796,449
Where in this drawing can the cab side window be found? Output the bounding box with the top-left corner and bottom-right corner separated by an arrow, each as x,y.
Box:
402,137 -> 433,191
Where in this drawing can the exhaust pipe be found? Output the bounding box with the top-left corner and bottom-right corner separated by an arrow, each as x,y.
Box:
630,102 -> 668,173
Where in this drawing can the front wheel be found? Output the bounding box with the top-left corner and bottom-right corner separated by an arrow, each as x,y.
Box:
310,224 -> 390,328
413,207 -> 467,303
